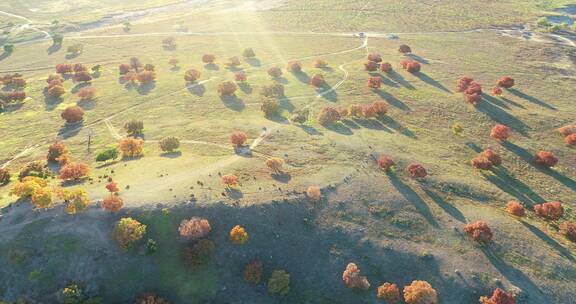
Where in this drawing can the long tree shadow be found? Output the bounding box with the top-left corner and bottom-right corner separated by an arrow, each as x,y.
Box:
221,95 -> 245,112
204,63 -> 219,71
421,188 -> 466,223
387,70 -> 415,90
341,119 -> 361,130
378,116 -> 417,138
520,221 -> 575,262
388,173 -> 439,227
480,246 -> 549,304
481,93 -> 510,110
317,85 -> 338,102
0,51 -> 12,61
476,100 -> 530,136
373,89 -> 410,111
245,57 -> 261,67
502,141 -> 576,192
500,97 -> 526,109
485,166 -> 545,207
297,125 -> 323,136
278,97 -> 295,113
238,83 -> 252,94
57,122 -> 83,139
508,88 -> 556,110
406,53 -> 430,64
351,118 -> 391,132
324,122 -> 353,135
137,82 -> 156,95
414,72 -> 451,93
187,83 -> 206,96
47,43 -> 61,55
292,71 -> 310,84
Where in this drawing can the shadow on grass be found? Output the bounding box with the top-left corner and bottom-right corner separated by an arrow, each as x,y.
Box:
484,166 -> 545,208
204,63 -> 219,71
245,57 -> 261,67
414,72 -> 451,93
47,43 -> 61,55
378,116 -> 417,138
220,95 -> 245,112
58,122 -> 83,139
481,93 -> 510,110
187,83 -> 206,96
137,82 -> 156,95
520,221 -> 574,262
160,151 -> 182,158
387,70 -> 415,90
406,53 -> 430,64
421,188 -> 465,223
77,99 -> 96,110
502,141 -> 576,192
278,97 -> 295,113
297,125 -> 323,136
317,84 -> 338,102
476,99 -> 530,136
0,51 -> 12,61
351,118 -> 391,132
508,88 -> 556,110
238,82 -> 252,94
324,122 -> 353,135
265,114 -> 289,124
388,173 -> 439,227
272,172 -> 291,183
224,188 -> 243,199
292,71 -> 310,84
373,89 -> 410,111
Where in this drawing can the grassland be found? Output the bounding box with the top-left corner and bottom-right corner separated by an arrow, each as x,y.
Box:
0,1 -> 575,303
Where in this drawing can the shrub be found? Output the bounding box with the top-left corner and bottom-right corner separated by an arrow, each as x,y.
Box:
102,194 -> 123,212
179,217 -> 211,240
119,137 -> 144,158
18,162 -> 49,180
268,66 -> 283,78
244,261 -> 263,284
348,104 -> 364,117
313,59 -> 328,68
479,288 -> 516,304
229,225 -> 249,245
558,125 -> 576,137
0,168 -> 10,185
96,147 -> 119,162
61,106 -> 84,123
168,58 -> 179,67
337,106 -> 349,117
137,71 -> 156,84
31,186 -> 53,209
3,91 -> 26,102
77,86 -> 96,100
135,293 -> 169,304
48,84 -> 66,98
266,157 -> 284,173
130,57 -> 142,71
407,163 -> 427,178
56,63 -> 73,74
287,61 -> 302,72
377,282 -> 400,304
534,151 -> 558,167
47,74 -> 64,84
534,201 -> 564,221
59,162 -> 90,180
47,141 -> 69,164
268,270 -> 290,295
11,77 -> 26,87
73,71 -> 92,83
10,176 -> 47,200
380,62 -> 393,73
564,134 -> 576,146
364,61 -> 378,71
398,44 -> 412,54
471,156 -> 493,170
230,131 -> 247,147
243,48 -> 256,58
144,64 -> 155,72
492,87 -> 503,96
119,64 -> 131,75
367,53 -> 382,62
60,188 -> 90,215
217,81 -> 237,96
124,119 -> 144,136
465,93 -> 482,105
114,217 -> 146,250
159,136 -> 180,152
505,200 -> 525,217
377,155 -> 395,171
224,56 -> 240,67
464,221 -> 493,243
497,77 -> 515,89
183,239 -> 215,268
290,108 -> 309,124
401,60 -> 421,73
560,222 -> 576,242
306,186 -> 321,201
184,69 -> 201,82
342,263 -> 370,290
222,174 -> 239,188
403,280 -> 437,304
106,182 -> 120,193
73,63 -> 87,72
162,36 -> 176,49
490,124 -> 510,141
122,71 -> 137,83
309,74 -> 325,87
369,100 -> 388,116
317,107 -> 341,125
261,98 -> 280,117
367,76 -> 382,89
261,83 -> 285,98
234,71 -> 247,82
202,54 -> 215,64
476,149 -> 501,167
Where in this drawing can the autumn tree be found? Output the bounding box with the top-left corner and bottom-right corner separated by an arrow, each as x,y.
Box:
61,106 -> 84,123
313,59 -> 328,68
114,217 -> 146,250
267,66 -> 283,78
287,61 -> 302,73
102,194 -> 123,212
479,288 -> 516,304
490,124 -> 510,141
342,263 -> 370,290
266,157 -> 284,174
184,69 -> 201,82
60,188 -> 90,215
179,217 -> 211,240
367,53 -> 382,63
77,86 -> 96,100
464,221 -> 493,243
56,63 -> 73,74
560,222 -> 576,242
106,181 -> 120,193
377,155 -> 395,171
457,76 -> 482,105
367,76 -> 382,89
377,282 -> 400,304
261,98 -> 280,117
135,293 -> 170,304
497,76 -> 515,89
234,71 -> 247,82
144,64 -> 155,72
398,44 -> 412,54
310,74 -> 325,88
268,270 -> 290,295
407,163 -> 427,178
124,119 -> 144,136
403,280 -> 438,304
10,176 -> 48,200
534,151 -> 558,167
222,174 -> 240,188
137,70 -> 156,84
230,131 -> 248,147
73,63 -> 87,73
558,125 -> 576,137
229,225 -> 249,245
492,87 -> 503,96
226,56 -> 241,67
18,162 -> 49,180
119,137 -> 144,158
47,141 -> 69,165
130,57 -> 142,71
183,239 -> 215,268
471,149 -> 502,170
202,54 -> 216,64
59,162 -> 90,180
47,82 -> 66,98
317,107 -> 341,125
364,61 -> 378,72
217,81 -> 237,96
119,64 -> 131,75
244,261 -> 263,284
534,201 -> 564,221
505,200 -> 525,217
243,48 -> 256,58
31,186 -> 54,209
564,134 -> 576,146
400,60 -> 421,73
159,136 -> 180,152
0,168 -> 10,185
168,58 -> 179,68
73,71 -> 92,83
380,62 -> 393,73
